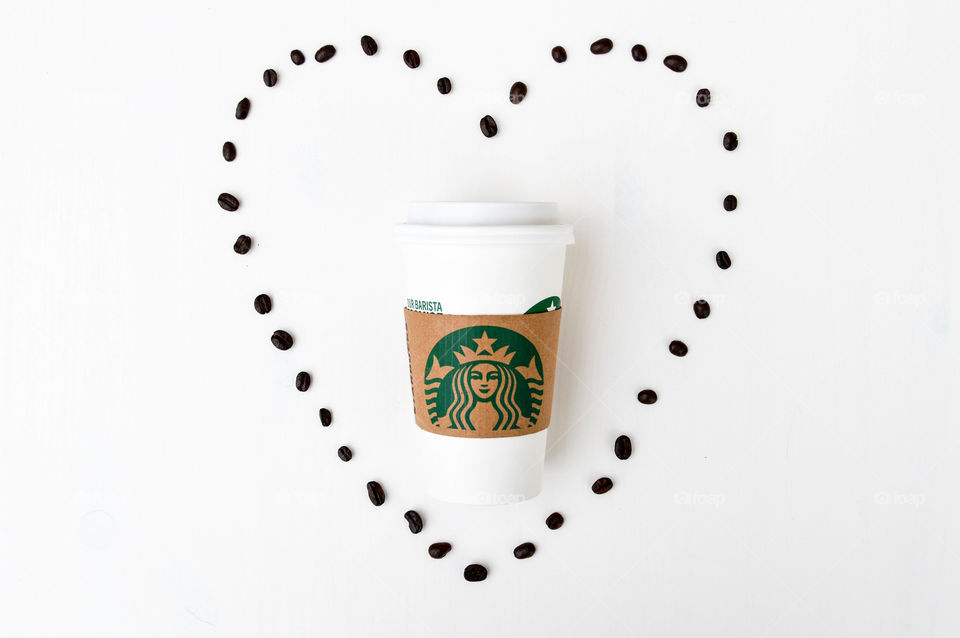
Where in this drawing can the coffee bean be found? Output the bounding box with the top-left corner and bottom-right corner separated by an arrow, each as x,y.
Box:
315,44 -> 336,63
233,235 -> 251,255
319,407 -> 333,426
551,45 -> 567,63
545,512 -> 564,530
254,294 -> 272,315
592,477 -> 613,494
669,340 -> 688,357
366,481 -> 385,506
615,435 -> 632,460
295,371 -> 311,392
402,49 -> 420,69
509,81 -> 527,105
663,54 -> 688,72
263,69 -> 278,87
513,542 -> 536,559
290,49 -> 305,65
235,97 -> 250,120
696,88 -> 711,107
222,141 -> 236,162
428,542 -> 451,559
218,192 -> 239,211
360,35 -> 378,56
464,564 -> 487,582
723,194 -> 738,211
590,37 -> 613,54
693,299 -> 711,319
404,510 -> 423,534
337,446 -> 352,462
631,44 -> 647,61
437,76 -> 452,94
637,389 -> 658,405
479,115 -> 498,138
716,250 -> 732,269
723,131 -> 739,151
271,330 -> 293,351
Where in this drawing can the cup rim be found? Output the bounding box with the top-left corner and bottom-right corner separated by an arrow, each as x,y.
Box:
393,223 -> 574,245
405,201 -> 560,226
396,201 -> 573,245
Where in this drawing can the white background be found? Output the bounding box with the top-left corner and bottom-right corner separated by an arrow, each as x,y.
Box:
1,0 -> 957,636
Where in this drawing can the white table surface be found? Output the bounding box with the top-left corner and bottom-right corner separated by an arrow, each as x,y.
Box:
1,0 -> 957,636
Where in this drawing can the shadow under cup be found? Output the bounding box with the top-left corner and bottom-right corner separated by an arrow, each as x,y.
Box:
394,202 -> 575,505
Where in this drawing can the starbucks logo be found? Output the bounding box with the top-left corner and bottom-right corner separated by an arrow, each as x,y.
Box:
424,326 -> 545,433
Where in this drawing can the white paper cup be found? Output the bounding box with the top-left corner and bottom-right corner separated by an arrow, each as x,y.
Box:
394,202 -> 574,504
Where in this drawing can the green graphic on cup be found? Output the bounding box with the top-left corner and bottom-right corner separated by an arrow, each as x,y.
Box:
424,326 -> 544,433
524,296 -> 561,314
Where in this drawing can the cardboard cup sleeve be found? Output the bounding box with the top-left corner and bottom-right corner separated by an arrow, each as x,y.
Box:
403,307 -> 563,439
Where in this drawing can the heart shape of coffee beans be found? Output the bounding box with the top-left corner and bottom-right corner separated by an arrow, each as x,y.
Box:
216,35 -> 739,582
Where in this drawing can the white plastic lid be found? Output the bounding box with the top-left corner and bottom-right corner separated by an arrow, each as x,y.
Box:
394,201 -> 575,245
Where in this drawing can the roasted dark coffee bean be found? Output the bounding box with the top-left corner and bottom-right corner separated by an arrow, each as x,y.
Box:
366,481 -> 385,506
716,250 -> 732,269
315,44 -> 336,63
404,510 -> 423,534
723,131 -> 739,151
402,49 -> 420,68
551,45 -> 567,63
337,446 -> 352,462
514,542 -> 536,559
233,235 -> 251,255
218,192 -> 239,211
637,389 -> 658,405
318,407 -> 333,426
592,477 -> 614,494
723,194 -> 738,211
295,371 -> 311,392
615,435 -> 632,460
235,97 -> 250,120
428,542 -> 451,559
437,76 -> 452,94
254,294 -> 272,315
263,69 -> 278,87
479,115 -> 498,138
545,512 -> 564,530
509,81 -> 527,104
631,44 -> 647,61
360,35 -> 378,56
271,330 -> 293,351
696,88 -> 711,107
290,49 -> 305,65
663,54 -> 688,72
222,141 -> 236,162
590,37 -> 613,54
693,299 -> 711,319
669,340 -> 688,357
464,564 -> 487,582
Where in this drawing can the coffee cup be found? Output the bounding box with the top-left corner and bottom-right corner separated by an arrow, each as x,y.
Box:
394,202 -> 574,504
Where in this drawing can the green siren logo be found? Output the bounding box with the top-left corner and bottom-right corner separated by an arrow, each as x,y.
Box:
424,326 -> 544,433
